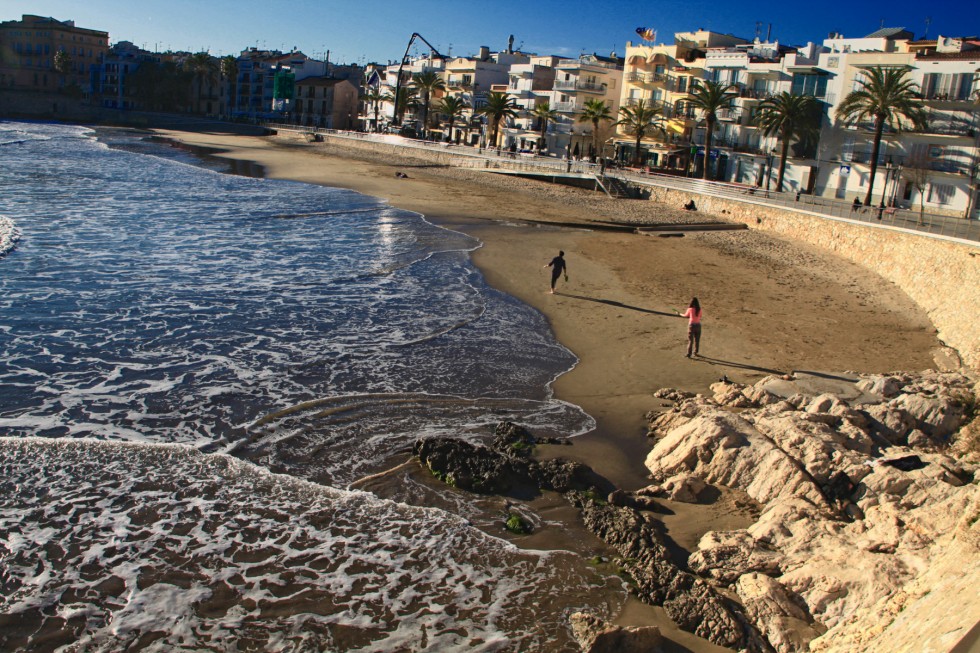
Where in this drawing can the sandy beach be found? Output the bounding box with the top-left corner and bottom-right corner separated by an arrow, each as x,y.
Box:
152,127 -> 944,646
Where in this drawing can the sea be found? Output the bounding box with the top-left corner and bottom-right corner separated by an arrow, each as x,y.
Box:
0,121 -> 625,651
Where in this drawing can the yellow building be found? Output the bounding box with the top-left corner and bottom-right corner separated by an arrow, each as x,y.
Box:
616,30 -> 748,169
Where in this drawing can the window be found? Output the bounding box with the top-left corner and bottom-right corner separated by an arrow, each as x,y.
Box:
927,183 -> 953,204
676,76 -> 687,93
791,73 -> 827,98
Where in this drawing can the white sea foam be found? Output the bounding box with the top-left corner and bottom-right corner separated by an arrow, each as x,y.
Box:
0,437 -> 622,651
0,216 -> 19,257
0,122 -> 609,649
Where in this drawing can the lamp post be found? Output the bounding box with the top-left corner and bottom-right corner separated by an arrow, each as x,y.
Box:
889,161 -> 903,207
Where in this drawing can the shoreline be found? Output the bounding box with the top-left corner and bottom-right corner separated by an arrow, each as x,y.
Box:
152,128 -> 942,486
149,127 -> 946,644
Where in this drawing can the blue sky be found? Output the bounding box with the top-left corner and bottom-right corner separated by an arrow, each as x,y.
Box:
6,0 -> 979,64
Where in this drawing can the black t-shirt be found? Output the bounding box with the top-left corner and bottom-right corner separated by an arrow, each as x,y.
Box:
549,256 -> 566,274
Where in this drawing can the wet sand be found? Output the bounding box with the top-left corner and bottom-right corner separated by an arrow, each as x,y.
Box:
153,127 -> 942,647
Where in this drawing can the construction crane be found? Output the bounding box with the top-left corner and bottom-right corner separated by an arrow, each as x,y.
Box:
392,33 -> 443,127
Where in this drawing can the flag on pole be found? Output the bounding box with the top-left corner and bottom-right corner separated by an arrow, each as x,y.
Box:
635,27 -> 657,42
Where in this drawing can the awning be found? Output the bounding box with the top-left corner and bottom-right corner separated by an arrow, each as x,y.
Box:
647,52 -> 668,65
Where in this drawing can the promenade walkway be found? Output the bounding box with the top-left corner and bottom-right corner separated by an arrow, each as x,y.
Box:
267,124 -> 980,244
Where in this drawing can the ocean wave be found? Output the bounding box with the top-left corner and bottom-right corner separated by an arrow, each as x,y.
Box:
0,216 -> 20,257
0,437 -> 622,652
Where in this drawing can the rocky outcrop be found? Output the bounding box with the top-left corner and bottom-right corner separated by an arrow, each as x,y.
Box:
413,422 -> 592,496
416,422 -> 766,651
569,494 -> 767,651
569,612 -> 665,653
736,573 -> 826,653
645,370 -> 980,652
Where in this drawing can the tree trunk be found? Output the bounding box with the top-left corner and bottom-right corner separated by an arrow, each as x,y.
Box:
634,133 -> 642,167
702,115 -> 714,180
776,127 -> 791,192
864,116 -> 885,206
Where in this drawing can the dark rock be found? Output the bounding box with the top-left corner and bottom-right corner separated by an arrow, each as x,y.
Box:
607,489 -> 667,513
414,430 -> 597,498
568,493 -> 767,651
491,421 -> 571,456
531,457 -> 596,493
413,437 -> 534,495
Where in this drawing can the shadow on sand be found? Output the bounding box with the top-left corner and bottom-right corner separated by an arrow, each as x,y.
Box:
694,355 -> 785,376
559,293 -> 679,318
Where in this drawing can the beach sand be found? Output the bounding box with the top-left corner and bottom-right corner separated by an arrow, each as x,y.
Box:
153,127 -> 942,647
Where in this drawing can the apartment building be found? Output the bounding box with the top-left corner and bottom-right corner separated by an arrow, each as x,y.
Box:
805,30 -> 979,216
541,52 -> 623,157
293,77 -> 359,128
696,39 -> 796,181
498,55 -> 561,152
234,48 -> 327,118
93,41 -> 161,110
0,14 -> 108,94
371,53 -> 444,134
616,30 -> 748,170
442,47 -> 529,145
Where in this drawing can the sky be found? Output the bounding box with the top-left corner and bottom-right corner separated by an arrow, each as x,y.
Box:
6,0 -> 979,65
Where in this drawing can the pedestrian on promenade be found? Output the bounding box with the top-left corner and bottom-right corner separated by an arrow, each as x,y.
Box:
543,250 -> 568,294
677,297 -> 702,358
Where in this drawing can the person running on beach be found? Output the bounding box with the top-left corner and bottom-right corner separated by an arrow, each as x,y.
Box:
543,251 -> 568,294
677,297 -> 702,358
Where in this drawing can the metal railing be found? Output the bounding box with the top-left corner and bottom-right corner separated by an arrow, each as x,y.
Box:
264,123 -> 980,244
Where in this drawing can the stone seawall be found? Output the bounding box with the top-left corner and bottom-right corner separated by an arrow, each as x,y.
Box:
643,186 -> 980,371
296,131 -> 980,371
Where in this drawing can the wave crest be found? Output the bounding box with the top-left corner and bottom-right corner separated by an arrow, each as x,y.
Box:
0,216 -> 20,257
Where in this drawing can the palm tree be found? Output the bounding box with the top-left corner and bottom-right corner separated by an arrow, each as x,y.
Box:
615,99 -> 666,167
531,102 -> 560,152
391,86 -> 420,127
435,95 -> 469,142
363,87 -> 386,131
219,55 -> 238,117
754,92 -> 822,192
685,80 -> 738,179
477,91 -> 519,149
578,98 -> 614,161
411,71 -> 447,139
185,52 -> 219,114
836,66 -> 927,206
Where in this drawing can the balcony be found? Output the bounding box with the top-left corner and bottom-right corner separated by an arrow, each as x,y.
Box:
626,72 -> 673,88
739,87 -> 771,100
553,101 -> 577,112
848,111 -> 977,138
716,107 -> 742,122
554,80 -> 607,93
557,59 -> 620,71
913,91 -> 975,105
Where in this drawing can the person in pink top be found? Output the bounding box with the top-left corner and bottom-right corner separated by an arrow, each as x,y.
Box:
678,297 -> 702,358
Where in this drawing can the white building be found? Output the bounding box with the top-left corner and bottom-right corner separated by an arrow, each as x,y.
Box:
540,53 -> 623,158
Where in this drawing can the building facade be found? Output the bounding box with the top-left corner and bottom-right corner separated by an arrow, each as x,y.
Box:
541,53 -> 623,158
0,14 -> 109,95
293,77 -> 358,128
